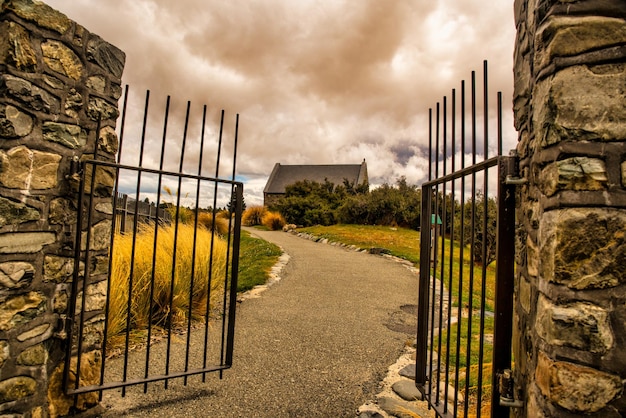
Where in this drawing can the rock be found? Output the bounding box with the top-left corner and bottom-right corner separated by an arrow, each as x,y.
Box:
539,208 -> 626,289
0,74 -> 60,114
0,197 -> 39,227
0,21 -> 37,71
87,35 -> 126,79
87,97 -> 119,121
392,379 -> 424,401
535,351 -> 622,413
0,104 -> 33,138
98,125 -> 118,154
0,261 -> 35,289
0,376 -> 37,403
43,121 -> 87,149
0,292 -> 46,331
41,40 -> 83,80
17,324 -> 51,342
16,344 -> 48,366
0,146 -> 62,190
540,157 -> 608,197
377,396 -> 431,418
3,0 -> 72,34
0,232 -> 56,254
0,341 -> 9,368
536,294 -> 613,354
399,363 -> 416,379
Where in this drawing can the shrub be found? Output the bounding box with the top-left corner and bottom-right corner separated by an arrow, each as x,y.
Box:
242,206 -> 266,226
262,211 -> 286,230
196,212 -> 229,235
108,223 -> 227,345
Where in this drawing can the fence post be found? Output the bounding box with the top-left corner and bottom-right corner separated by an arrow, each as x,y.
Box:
0,2 -> 124,416
514,0 -> 626,415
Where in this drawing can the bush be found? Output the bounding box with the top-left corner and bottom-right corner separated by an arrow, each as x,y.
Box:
262,211 -> 286,230
242,206 -> 266,226
196,212 -> 229,235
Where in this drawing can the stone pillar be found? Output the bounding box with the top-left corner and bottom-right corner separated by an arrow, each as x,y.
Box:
0,1 -> 124,416
514,0 -> 626,416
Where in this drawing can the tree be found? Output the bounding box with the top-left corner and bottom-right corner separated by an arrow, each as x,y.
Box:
455,191 -> 497,266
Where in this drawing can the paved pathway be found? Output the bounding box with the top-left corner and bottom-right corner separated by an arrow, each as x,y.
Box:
101,228 -> 421,417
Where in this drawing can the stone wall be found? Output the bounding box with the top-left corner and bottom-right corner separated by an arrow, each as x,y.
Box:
0,0 -> 124,416
514,0 -> 626,416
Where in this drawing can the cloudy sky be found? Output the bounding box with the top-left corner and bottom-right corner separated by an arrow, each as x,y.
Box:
46,0 -> 517,207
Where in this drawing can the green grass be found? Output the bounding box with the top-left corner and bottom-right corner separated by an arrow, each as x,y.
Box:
300,224 -> 496,311
300,224 -> 421,262
237,229 -> 282,292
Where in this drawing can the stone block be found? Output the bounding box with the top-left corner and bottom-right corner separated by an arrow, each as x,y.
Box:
0,292 -> 46,331
536,294 -> 613,353
44,256 -> 74,284
0,232 -> 56,254
86,76 -> 106,94
533,64 -> 626,146
64,88 -> 83,119
0,104 -> 33,138
43,122 -> 87,149
0,75 -> 60,114
539,208 -> 626,289
87,97 -> 119,121
539,157 -> 607,197
535,16 -> 626,72
2,0 -> 72,34
0,341 -> 8,368
98,126 -> 118,155
16,324 -> 50,343
16,344 -> 47,366
622,161 -> 626,188
0,376 -> 37,404
0,146 -> 62,190
0,21 -> 37,72
87,35 -> 126,79
0,197 -> 40,227
535,351 -> 622,413
49,198 -> 76,226
41,40 -> 83,81
80,220 -> 112,252
0,261 -> 35,290
76,280 -> 107,312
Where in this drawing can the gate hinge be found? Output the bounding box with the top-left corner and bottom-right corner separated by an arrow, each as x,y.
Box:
504,150 -> 527,185
499,369 -> 524,408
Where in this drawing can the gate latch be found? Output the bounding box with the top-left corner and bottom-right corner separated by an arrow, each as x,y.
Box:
504,150 -> 527,185
499,369 -> 523,408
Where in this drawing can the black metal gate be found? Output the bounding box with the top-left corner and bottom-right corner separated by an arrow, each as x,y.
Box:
416,61 -> 518,417
63,87 -> 243,397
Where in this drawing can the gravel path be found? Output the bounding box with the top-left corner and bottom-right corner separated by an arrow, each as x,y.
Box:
100,228 -> 421,417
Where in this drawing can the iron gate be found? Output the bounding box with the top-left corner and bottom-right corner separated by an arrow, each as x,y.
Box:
416,61 -> 518,417
63,87 -> 243,397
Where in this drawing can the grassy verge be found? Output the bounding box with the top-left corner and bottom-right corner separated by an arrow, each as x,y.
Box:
237,229 -> 282,292
299,224 -> 421,263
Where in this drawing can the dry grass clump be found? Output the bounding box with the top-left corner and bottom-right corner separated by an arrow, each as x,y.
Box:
242,206 -> 266,226
196,212 -> 230,235
262,211 -> 286,230
108,223 -> 227,345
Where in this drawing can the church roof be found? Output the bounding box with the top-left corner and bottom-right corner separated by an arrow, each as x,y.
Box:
263,161 -> 368,194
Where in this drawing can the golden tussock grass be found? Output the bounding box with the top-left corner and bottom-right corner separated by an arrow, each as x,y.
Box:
108,222 -> 228,345
242,206 -> 266,226
261,211 -> 286,230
